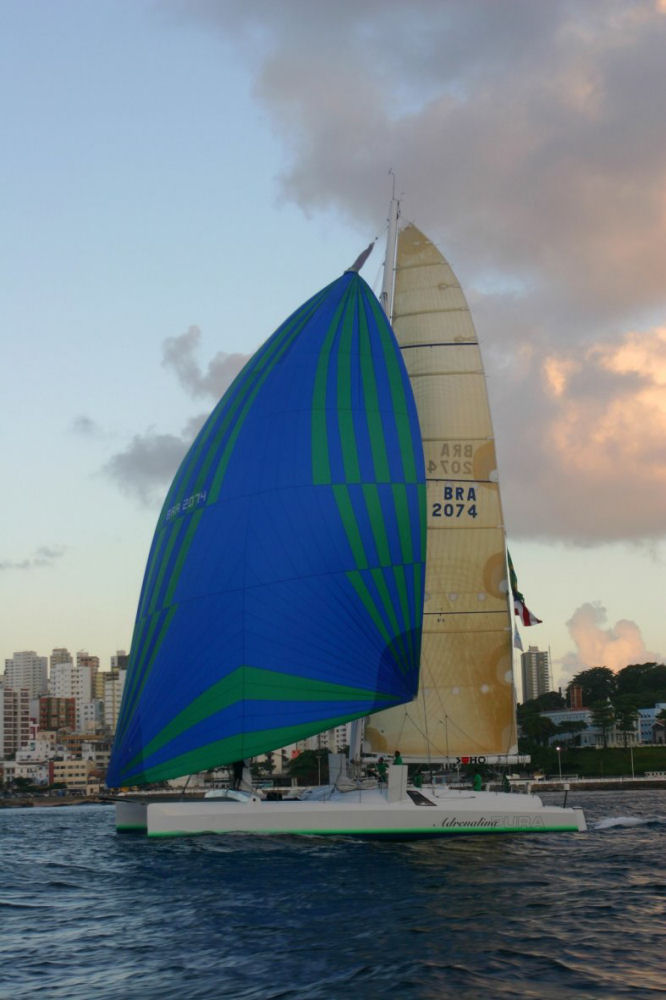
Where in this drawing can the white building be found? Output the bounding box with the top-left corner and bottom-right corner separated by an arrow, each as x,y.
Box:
81,739 -> 112,768
16,735 -> 58,761
49,662 -> 92,703
103,669 -> 126,732
289,723 -> 351,755
2,758 -> 50,785
541,706 -> 642,748
3,651 -> 48,699
78,699 -> 104,733
637,703 -> 666,743
540,708 -> 597,747
77,651 -> 100,699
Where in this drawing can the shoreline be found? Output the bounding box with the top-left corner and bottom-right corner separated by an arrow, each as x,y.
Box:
509,777 -> 666,792
3,776 -> 666,808
0,796 -> 107,808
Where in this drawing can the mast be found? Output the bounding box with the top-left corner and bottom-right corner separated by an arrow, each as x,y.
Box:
348,184 -> 400,774
380,179 -> 400,320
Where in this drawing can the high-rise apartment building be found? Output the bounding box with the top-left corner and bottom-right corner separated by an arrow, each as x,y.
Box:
520,645 -> 551,702
50,648 -> 73,669
0,683 -> 31,757
77,651 -> 100,696
39,696 -> 76,733
49,661 -> 92,703
103,670 -> 126,732
3,651 -> 48,699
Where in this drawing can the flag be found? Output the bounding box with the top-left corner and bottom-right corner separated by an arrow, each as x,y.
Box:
513,626 -> 524,651
507,550 -> 542,626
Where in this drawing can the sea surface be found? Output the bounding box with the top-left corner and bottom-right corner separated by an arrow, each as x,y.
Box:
1,790 -> 664,1000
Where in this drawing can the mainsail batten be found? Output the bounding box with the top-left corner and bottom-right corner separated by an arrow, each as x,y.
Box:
108,271 -> 427,787
366,224 -> 517,760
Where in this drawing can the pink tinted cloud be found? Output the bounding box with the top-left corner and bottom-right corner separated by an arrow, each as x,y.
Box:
564,602 -> 660,673
497,326 -> 666,543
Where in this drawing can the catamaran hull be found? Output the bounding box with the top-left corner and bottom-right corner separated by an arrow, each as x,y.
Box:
115,798 -> 152,832
116,789 -> 586,839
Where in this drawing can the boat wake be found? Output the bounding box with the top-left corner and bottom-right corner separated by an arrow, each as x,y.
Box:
594,814 -> 666,830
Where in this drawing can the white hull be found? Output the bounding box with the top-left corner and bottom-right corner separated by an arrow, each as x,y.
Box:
115,798 -> 153,832
115,785 -> 586,839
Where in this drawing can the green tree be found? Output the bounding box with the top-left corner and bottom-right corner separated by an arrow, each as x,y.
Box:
13,777 -> 35,792
554,719 -> 588,746
519,713 -> 557,747
519,691 -> 566,712
253,752 -> 275,778
287,749 -> 328,786
590,699 -> 615,748
567,667 -> 616,706
613,695 -> 640,748
616,662 -> 666,702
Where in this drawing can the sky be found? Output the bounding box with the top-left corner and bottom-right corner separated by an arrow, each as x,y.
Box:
2,0 -> 665,696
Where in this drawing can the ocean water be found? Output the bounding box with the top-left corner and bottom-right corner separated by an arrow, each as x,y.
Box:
1,790 -> 664,1000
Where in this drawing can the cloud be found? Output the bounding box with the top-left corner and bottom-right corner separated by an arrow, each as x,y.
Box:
104,328 -> 249,503
178,0 -> 666,321
559,602 -> 662,677
0,546 -> 66,571
71,415 -> 103,436
492,325 -> 666,544
162,326 -> 248,400
163,0 -> 666,548
103,430 -> 194,505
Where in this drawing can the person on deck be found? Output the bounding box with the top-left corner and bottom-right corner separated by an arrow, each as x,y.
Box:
232,760 -> 244,789
473,772 -> 482,791
394,750 -> 403,765
376,757 -> 388,782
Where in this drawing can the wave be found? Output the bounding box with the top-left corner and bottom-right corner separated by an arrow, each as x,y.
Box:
594,814 -> 666,830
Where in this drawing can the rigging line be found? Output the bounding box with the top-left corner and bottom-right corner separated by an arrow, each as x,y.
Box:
416,667 -> 450,743
384,700 -> 488,756
419,677 -> 432,769
414,665 -> 495,749
385,709 -> 450,757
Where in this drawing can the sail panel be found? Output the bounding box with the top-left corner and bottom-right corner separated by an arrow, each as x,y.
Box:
366,224 -> 516,760
409,373 -> 492,439
108,271 -> 426,787
396,312 -> 478,345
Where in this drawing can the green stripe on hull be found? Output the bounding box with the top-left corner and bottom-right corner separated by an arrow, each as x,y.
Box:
146,824 -> 582,839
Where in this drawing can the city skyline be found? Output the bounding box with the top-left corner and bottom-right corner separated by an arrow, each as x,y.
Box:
2,1 -> 665,692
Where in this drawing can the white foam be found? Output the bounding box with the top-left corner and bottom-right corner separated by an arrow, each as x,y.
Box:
594,815 -> 652,830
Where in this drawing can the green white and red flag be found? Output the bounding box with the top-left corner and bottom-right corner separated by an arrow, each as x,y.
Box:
507,550 -> 542,626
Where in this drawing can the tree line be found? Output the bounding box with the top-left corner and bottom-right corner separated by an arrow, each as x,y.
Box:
518,661 -> 666,750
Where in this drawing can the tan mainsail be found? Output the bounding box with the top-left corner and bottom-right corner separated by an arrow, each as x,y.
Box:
366,224 -> 517,760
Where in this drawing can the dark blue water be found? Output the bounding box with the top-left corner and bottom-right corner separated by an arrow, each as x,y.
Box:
1,791 -> 664,999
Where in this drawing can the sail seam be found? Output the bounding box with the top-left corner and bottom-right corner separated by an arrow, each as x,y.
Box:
400,341 -> 477,349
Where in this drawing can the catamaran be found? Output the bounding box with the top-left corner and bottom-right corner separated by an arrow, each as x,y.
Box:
109,198 -> 586,838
